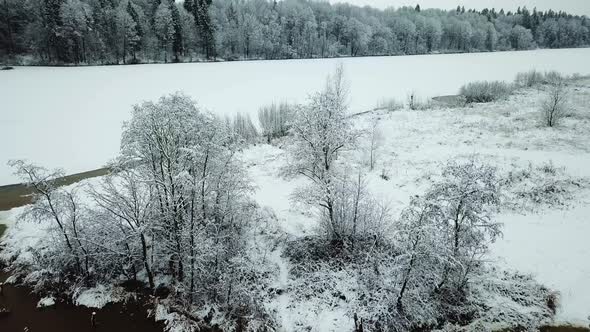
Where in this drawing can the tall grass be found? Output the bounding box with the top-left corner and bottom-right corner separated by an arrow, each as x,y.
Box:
515,70 -> 564,87
258,102 -> 294,142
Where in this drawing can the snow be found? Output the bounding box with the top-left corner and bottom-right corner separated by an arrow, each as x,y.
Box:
37,296 -> 56,308
266,249 -> 293,331
2,48 -> 590,185
241,79 -> 590,330
242,144 -> 316,236
492,202 -> 590,326
73,285 -> 117,309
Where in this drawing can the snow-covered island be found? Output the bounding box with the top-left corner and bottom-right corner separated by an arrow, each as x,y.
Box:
1,67 -> 589,332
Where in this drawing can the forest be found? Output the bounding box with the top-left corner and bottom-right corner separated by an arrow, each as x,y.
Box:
1,0 -> 589,65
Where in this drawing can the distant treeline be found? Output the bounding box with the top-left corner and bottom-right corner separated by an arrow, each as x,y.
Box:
1,0 -> 589,65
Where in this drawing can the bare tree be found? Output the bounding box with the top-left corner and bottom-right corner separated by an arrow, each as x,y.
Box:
283,65 -> 359,242
541,79 -> 569,127
8,160 -> 87,275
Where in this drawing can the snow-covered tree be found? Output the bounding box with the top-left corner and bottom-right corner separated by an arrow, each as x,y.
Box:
510,25 -> 535,50
541,78 -> 569,127
394,195 -> 446,315
154,1 -> 174,62
425,160 -> 501,294
115,2 -> 140,64
89,165 -> 156,288
60,0 -> 92,63
8,160 -> 90,276
120,92 -> 258,306
284,66 -> 362,243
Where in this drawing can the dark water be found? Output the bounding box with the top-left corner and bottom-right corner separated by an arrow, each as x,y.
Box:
0,271 -> 164,332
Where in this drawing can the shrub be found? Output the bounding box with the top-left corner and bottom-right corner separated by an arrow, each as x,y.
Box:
541,79 -> 569,127
515,70 -> 564,87
460,81 -> 513,103
515,70 -> 544,87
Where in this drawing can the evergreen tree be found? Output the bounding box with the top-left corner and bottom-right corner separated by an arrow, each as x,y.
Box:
169,0 -> 182,62
154,0 -> 173,62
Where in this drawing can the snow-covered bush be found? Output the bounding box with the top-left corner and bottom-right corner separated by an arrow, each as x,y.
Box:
321,170 -> 391,247
514,70 -> 568,89
460,81 -> 513,103
454,269 -> 555,331
515,70 -> 545,88
541,79 -> 570,127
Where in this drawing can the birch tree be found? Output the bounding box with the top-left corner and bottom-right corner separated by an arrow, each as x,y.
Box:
284,66 -> 359,243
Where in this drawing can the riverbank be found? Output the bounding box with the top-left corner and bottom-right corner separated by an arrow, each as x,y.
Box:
3,47 -> 590,68
0,270 -> 163,332
0,168 -> 109,211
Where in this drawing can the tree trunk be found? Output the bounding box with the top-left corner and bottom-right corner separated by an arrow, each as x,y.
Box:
141,233 -> 155,289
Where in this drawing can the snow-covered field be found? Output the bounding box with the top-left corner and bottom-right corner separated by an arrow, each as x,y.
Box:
240,79 -> 590,328
1,48 -> 590,185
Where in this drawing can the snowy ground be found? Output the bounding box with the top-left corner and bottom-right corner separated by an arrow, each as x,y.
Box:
2,48 -> 590,185
240,79 -> 590,329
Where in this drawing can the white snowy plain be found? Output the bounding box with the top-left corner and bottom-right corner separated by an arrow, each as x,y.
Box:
1,48 -> 590,185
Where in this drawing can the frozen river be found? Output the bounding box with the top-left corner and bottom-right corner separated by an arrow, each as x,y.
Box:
1,48 -> 590,185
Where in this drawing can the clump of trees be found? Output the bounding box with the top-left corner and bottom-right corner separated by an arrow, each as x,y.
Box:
284,155 -> 534,331
227,112 -> 258,143
279,67 -> 545,331
9,93 -> 271,328
258,102 -> 293,143
2,0 -> 589,64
